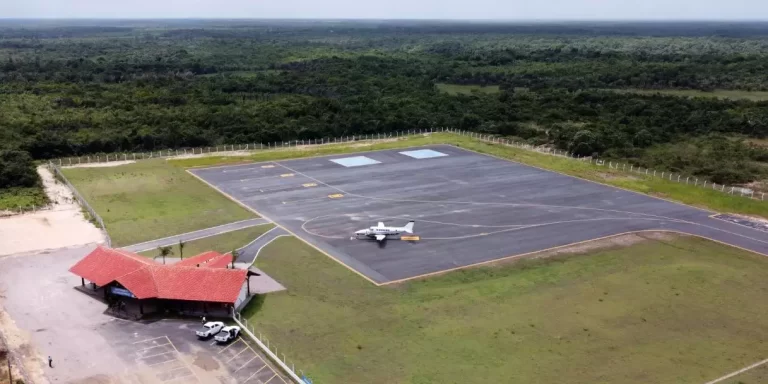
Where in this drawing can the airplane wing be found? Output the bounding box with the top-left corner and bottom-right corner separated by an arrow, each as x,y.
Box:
375,234 -> 386,241
377,222 -> 385,228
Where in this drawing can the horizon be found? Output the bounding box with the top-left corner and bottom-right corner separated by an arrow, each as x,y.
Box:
1,17 -> 768,22
2,0 -> 767,21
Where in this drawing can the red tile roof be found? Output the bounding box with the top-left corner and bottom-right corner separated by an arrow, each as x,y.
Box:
175,251 -> 221,267
69,246 -> 246,303
69,246 -> 156,286
204,253 -> 233,269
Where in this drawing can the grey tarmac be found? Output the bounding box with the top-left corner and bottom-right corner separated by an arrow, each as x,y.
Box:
237,226 -> 289,265
190,145 -> 768,284
121,218 -> 270,253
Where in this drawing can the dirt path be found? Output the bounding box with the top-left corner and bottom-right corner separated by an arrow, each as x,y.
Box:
63,160 -> 136,169
0,166 -> 105,256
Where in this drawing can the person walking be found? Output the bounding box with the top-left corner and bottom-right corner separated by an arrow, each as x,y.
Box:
48,356 -> 53,368
201,316 -> 206,324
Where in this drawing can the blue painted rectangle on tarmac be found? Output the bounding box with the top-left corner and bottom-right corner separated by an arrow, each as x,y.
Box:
330,156 -> 381,167
399,149 -> 448,159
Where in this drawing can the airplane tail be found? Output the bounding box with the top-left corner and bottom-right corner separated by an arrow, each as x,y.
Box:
403,221 -> 415,234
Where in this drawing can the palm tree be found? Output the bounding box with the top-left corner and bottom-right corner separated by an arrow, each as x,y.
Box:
158,245 -> 173,265
230,249 -> 240,269
178,240 -> 186,260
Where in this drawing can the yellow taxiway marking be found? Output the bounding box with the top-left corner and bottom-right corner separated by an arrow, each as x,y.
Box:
261,165 -> 275,168
303,183 -> 318,187
280,173 -> 294,177
400,235 -> 420,241
328,193 -> 344,199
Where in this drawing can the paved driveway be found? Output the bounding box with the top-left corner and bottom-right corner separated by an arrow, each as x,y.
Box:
0,245 -> 287,383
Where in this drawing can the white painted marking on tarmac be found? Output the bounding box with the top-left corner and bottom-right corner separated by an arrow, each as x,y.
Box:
146,358 -> 178,367
132,336 -> 167,344
272,161 -> 768,247
238,226 -> 279,251
137,350 -> 174,360
136,342 -> 171,352
252,235 -> 290,263
234,356 -> 258,373
704,357 -> 768,384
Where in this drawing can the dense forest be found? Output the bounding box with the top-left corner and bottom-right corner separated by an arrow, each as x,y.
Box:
1,20 -> 768,188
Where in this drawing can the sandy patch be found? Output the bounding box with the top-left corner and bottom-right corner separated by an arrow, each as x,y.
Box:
0,166 -> 105,256
0,305 -> 49,384
63,160 -> 135,169
391,232 -> 681,285
171,137 -> 404,160
727,213 -> 768,226
482,232 -> 679,269
597,172 -> 640,181
524,231 -> 678,261
172,150 -> 253,160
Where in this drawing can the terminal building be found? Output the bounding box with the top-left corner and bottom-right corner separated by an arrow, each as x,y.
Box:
69,246 -> 269,316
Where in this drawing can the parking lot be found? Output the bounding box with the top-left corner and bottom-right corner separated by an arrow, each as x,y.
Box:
190,144 -> 768,284
0,245 -> 287,384
104,319 -> 287,384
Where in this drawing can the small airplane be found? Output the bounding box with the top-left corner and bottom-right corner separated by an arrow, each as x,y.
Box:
355,221 -> 415,242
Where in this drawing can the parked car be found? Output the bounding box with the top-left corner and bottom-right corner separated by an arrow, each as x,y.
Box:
196,321 -> 224,338
215,325 -> 241,343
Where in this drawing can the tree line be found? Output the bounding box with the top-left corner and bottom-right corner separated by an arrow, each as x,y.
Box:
0,22 -> 767,186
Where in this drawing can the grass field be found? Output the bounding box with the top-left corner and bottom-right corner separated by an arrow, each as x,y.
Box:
723,363 -> 768,384
173,133 -> 768,218
605,88 -> 768,101
245,235 -> 768,384
137,224 -> 274,259
435,83 -> 501,95
61,159 -> 255,246
0,186 -> 48,211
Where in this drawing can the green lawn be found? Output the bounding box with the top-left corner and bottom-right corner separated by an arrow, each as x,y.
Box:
65,132 -> 766,249
245,235 -> 768,384
61,159 -> 255,246
436,83 -> 501,95
176,133 -> 768,218
0,186 -> 48,211
605,88 -> 768,101
138,224 -> 274,259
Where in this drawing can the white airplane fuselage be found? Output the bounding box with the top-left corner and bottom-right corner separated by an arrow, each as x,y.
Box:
355,221 -> 414,241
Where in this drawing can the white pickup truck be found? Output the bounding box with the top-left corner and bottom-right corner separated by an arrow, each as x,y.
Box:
196,321 -> 224,338
214,326 -> 241,343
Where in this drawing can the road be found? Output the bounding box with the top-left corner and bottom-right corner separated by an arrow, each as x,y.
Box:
121,218 -> 270,253
237,227 -> 289,265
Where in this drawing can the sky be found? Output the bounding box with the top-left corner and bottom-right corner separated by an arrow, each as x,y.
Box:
1,0 -> 766,21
